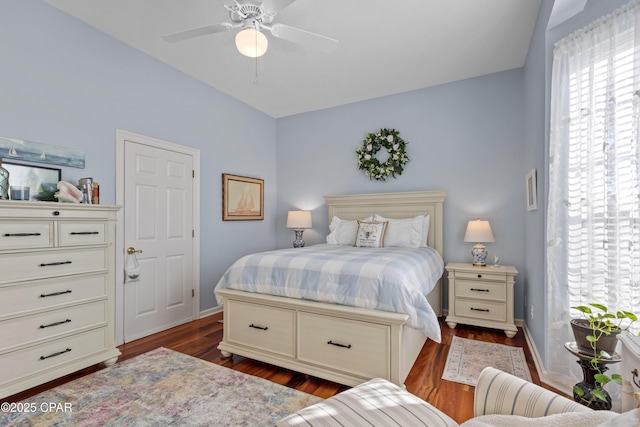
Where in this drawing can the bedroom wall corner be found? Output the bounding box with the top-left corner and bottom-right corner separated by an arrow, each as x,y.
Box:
275,69 -> 527,319
522,0 -> 631,382
0,0 -> 279,321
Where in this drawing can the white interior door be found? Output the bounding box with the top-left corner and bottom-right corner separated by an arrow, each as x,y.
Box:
123,138 -> 195,342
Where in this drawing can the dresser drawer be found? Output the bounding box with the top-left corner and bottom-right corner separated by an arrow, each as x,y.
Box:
453,270 -> 506,282
0,301 -> 107,351
0,221 -> 53,250
0,327 -> 108,386
0,248 -> 107,284
454,299 -> 507,322
0,274 -> 107,319
454,280 -> 506,301
226,300 -> 295,357
298,312 -> 390,379
58,222 -> 107,247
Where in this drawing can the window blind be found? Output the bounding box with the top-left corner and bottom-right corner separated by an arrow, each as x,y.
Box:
564,22 -> 640,318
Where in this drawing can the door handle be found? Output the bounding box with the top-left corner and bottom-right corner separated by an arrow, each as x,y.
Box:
127,247 -> 143,254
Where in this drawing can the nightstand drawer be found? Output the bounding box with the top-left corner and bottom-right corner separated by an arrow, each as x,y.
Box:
455,280 -> 506,301
226,300 -> 295,357
454,271 -> 506,282
454,299 -> 507,322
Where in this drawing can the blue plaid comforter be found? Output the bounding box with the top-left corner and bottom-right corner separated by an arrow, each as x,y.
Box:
214,244 -> 444,342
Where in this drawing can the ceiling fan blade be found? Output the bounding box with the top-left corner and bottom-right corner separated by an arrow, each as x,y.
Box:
262,0 -> 297,14
162,23 -> 233,43
270,23 -> 338,53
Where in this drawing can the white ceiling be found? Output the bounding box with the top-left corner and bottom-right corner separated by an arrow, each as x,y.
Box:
44,0 -> 542,118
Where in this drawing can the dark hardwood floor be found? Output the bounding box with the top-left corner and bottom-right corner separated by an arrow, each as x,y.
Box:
3,313 -> 559,424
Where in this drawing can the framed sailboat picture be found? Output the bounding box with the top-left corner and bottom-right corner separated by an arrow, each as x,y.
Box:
222,174 -> 264,221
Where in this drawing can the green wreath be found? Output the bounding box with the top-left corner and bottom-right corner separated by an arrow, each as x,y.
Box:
356,128 -> 409,181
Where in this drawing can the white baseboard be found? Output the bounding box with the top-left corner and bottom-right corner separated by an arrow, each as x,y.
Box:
519,320 -> 572,396
199,305 -> 223,319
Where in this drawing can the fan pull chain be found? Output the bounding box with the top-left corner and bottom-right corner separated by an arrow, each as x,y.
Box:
253,22 -> 260,85
254,56 -> 259,85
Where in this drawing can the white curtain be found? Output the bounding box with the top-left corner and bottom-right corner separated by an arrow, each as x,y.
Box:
547,0 -> 640,408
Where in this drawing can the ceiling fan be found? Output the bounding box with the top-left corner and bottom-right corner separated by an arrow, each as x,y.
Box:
162,0 -> 339,58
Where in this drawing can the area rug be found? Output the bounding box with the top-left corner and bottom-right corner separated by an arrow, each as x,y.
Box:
442,336 -> 532,386
1,347 -> 322,426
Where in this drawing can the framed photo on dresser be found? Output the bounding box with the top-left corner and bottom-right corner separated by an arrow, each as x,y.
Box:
3,161 -> 61,201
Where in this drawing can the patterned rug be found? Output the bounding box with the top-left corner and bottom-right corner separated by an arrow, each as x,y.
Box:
442,336 -> 532,386
1,347 -> 322,426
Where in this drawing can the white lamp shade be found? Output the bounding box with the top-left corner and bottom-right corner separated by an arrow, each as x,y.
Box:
464,219 -> 495,243
287,210 -> 312,229
235,28 -> 268,58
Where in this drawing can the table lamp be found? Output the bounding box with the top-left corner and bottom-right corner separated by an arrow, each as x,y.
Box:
287,210 -> 312,248
464,219 -> 494,266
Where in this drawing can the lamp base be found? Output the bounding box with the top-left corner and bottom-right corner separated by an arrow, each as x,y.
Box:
293,229 -> 305,248
471,243 -> 488,266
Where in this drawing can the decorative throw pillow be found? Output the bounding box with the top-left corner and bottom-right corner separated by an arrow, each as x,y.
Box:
354,221 -> 388,248
326,216 -> 372,245
374,214 -> 424,248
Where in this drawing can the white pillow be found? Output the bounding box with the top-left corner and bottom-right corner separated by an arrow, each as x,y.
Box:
354,221 -> 388,248
326,216 -> 372,245
422,214 -> 430,246
374,214 -> 430,248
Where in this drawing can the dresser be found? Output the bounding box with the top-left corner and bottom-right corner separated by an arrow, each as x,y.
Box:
445,262 -> 518,338
0,201 -> 120,399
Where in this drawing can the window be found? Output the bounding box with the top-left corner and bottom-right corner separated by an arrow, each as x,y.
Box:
547,0 -> 640,394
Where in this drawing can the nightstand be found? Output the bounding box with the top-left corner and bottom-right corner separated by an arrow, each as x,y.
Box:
445,262 -> 518,338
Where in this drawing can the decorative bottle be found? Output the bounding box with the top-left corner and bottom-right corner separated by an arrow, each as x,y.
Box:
0,160 -> 9,199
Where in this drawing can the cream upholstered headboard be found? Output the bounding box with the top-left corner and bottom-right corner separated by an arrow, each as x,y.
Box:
323,190 -> 447,316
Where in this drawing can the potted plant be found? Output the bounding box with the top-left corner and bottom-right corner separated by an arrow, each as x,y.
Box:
570,303 -> 638,408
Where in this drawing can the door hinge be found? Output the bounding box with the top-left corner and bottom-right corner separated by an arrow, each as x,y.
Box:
192,229 -> 194,238
192,289 -> 195,298
192,169 -> 195,178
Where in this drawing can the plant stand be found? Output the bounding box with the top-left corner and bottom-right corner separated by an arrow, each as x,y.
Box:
565,342 -> 621,410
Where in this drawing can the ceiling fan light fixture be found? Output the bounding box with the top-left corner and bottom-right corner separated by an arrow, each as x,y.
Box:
235,27 -> 268,58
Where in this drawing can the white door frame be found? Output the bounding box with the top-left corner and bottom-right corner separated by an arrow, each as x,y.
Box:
115,129 -> 201,346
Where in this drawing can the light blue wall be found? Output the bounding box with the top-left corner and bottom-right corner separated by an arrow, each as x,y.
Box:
0,0 -> 278,312
523,0 -> 630,369
6,0 -> 631,343
276,70 -> 527,317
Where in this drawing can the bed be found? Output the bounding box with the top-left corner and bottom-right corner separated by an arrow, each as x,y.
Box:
215,190 -> 447,387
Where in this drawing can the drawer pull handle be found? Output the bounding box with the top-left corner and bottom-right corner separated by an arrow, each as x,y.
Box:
52,211 -> 60,216
471,307 -> 490,312
3,232 -> 42,237
70,231 -> 100,235
249,324 -> 268,331
40,290 -> 72,298
40,319 -> 71,329
40,348 -> 71,360
470,288 -> 490,292
327,340 -> 352,349
39,261 -> 72,267
477,274 -> 482,278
